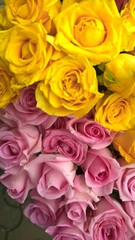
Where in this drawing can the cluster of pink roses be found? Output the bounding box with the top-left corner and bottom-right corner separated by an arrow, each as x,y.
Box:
0,84 -> 135,240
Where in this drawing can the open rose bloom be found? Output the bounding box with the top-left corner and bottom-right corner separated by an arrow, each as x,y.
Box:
0,0 -> 135,239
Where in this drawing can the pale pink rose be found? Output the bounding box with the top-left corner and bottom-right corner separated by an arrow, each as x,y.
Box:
46,211 -> 90,240
116,163 -> 135,201
24,154 -> 76,199
0,166 -> 32,203
60,175 -> 99,226
83,148 -> 120,196
4,85 -> 56,127
0,125 -> 42,169
42,129 -> 88,165
24,190 -> 61,229
88,196 -> 135,240
67,118 -> 115,149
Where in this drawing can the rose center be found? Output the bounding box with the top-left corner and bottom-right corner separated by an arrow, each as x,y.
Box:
107,99 -> 130,123
62,72 -> 82,98
96,170 -> 108,181
102,225 -> 117,239
3,143 -> 19,156
71,210 -> 79,217
86,125 -> 101,137
21,89 -> 36,108
74,16 -> 106,47
21,40 -> 36,59
58,141 -> 73,155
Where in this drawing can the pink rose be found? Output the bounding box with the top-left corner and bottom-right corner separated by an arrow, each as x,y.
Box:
0,166 -> 32,203
24,190 -> 61,229
116,163 -> 135,201
24,154 -> 76,199
42,129 -> 88,166
46,211 -> 90,240
60,175 -> 99,225
83,148 -> 120,196
3,85 -> 56,127
88,196 -> 135,240
67,118 -> 115,149
0,124 -> 42,169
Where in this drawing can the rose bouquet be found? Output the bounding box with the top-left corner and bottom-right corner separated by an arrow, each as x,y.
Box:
0,0 -> 135,239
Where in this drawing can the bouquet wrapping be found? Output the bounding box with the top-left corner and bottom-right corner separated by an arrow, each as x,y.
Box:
0,0 -> 135,239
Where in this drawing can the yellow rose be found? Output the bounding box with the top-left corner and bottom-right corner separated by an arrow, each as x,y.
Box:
3,0 -> 61,33
54,0 -> 128,65
102,53 -> 135,97
95,91 -> 135,131
0,64 -> 18,108
0,22 -> 54,88
113,128 -> 135,163
121,0 -> 135,51
35,55 -> 103,117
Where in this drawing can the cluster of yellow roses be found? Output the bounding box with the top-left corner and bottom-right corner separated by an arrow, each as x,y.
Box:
0,0 -> 135,162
